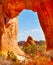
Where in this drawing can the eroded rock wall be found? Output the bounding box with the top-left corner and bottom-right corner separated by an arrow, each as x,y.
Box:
1,17 -> 25,55
35,0 -> 53,50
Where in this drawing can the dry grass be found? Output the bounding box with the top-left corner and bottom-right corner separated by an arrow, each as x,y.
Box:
0,53 -> 52,65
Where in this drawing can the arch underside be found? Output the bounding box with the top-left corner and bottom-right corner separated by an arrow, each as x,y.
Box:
0,0 -> 53,54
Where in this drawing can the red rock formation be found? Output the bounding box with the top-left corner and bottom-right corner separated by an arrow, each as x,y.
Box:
24,36 -> 35,47
27,36 -> 35,44
0,0 -> 53,54
33,0 -> 53,50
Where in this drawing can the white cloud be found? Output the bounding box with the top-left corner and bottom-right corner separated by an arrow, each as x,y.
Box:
17,28 -> 45,41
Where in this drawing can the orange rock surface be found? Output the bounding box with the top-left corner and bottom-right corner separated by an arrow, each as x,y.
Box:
24,36 -> 35,47
0,0 -> 53,54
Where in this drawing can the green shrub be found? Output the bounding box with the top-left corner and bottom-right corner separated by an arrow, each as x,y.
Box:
22,44 -> 36,55
7,51 -> 17,62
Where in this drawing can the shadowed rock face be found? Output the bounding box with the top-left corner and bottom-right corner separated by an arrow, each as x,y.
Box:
0,0 -> 53,55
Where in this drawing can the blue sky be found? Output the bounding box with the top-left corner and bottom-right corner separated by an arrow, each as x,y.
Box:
18,10 -> 45,41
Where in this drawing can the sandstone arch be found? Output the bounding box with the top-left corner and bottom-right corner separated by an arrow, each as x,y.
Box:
0,0 -> 53,55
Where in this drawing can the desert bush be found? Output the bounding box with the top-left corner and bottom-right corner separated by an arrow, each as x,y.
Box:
35,56 -> 50,65
7,51 -> 17,62
22,44 -> 36,55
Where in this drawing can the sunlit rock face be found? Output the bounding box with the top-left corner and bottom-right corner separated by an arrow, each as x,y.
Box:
0,0 -> 53,55
1,17 -> 18,53
1,17 -> 24,55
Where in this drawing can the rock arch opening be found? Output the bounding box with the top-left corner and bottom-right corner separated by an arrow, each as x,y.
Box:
18,10 -> 45,42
